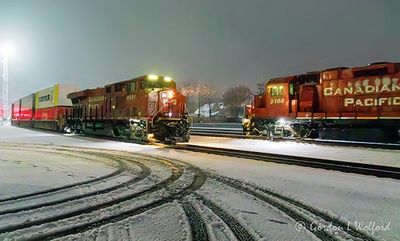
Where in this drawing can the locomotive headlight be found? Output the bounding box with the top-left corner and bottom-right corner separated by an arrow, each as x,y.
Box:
242,118 -> 250,125
147,74 -> 159,81
164,76 -> 172,82
167,90 -> 174,99
161,92 -> 167,98
277,118 -> 286,124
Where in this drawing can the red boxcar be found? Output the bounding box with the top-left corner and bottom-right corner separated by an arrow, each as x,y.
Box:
244,62 -> 400,143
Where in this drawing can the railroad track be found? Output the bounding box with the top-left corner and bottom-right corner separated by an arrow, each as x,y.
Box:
190,126 -> 400,150
0,144 -> 385,240
174,144 -> 400,180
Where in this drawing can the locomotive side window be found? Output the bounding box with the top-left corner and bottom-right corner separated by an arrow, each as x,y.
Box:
127,82 -> 136,93
270,85 -> 284,96
115,83 -> 124,92
106,86 -> 111,93
289,83 -> 294,95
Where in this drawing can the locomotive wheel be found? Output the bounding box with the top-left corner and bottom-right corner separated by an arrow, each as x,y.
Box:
112,128 -> 120,137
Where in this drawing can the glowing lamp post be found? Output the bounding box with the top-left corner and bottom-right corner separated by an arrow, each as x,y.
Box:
1,43 -> 14,124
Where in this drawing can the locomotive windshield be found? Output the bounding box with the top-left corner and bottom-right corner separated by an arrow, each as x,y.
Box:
141,79 -> 175,89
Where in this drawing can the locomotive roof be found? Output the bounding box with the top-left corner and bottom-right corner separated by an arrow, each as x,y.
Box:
67,75 -> 176,99
104,75 -> 148,87
267,75 -> 296,84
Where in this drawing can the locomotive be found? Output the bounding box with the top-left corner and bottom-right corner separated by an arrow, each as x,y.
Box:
243,62 -> 400,143
11,75 -> 190,143
66,75 -> 190,142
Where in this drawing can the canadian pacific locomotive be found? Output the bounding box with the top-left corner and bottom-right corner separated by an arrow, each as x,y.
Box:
243,62 -> 400,143
66,75 -> 190,142
11,75 -> 190,143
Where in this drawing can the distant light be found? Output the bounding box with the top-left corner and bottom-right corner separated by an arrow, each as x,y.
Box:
1,43 -> 15,58
147,74 -> 159,81
164,76 -> 172,82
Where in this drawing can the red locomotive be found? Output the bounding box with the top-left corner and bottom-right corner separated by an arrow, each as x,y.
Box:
66,75 -> 190,142
11,75 -> 190,143
243,62 -> 400,143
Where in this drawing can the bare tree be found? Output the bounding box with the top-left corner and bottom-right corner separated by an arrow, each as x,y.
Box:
200,84 -> 217,118
180,82 -> 217,117
257,80 -> 266,94
222,85 -> 252,118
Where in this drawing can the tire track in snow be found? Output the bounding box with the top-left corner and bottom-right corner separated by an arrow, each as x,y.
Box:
180,200 -> 209,241
21,165 -> 206,241
193,193 -> 256,241
0,158 -> 149,216
0,147 -> 125,204
210,175 -> 380,241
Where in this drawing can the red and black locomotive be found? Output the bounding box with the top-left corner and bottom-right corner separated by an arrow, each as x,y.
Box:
243,62 -> 400,143
66,75 -> 190,142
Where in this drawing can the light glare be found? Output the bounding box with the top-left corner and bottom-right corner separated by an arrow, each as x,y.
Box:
147,74 -> 159,81
164,76 -> 172,82
167,90 -> 174,99
1,43 -> 15,58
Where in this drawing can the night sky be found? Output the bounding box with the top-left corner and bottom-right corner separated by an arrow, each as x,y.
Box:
1,0 -> 399,101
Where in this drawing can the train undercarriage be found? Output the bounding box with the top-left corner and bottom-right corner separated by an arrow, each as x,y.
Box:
66,116 -> 190,143
243,118 -> 400,143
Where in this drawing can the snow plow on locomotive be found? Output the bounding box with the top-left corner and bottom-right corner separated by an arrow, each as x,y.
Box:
243,62 -> 400,143
66,75 -> 190,143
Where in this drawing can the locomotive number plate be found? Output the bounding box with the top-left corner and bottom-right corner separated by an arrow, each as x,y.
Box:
270,98 -> 285,104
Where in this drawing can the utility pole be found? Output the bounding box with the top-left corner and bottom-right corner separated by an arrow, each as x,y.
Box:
2,57 -> 9,123
0,43 -> 13,124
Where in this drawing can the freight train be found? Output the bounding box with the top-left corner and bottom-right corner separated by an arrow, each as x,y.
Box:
11,75 -> 190,143
243,62 -> 400,143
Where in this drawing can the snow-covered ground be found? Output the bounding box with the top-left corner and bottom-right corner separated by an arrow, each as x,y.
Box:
0,125 -> 399,240
188,135 -> 400,167
0,143 -> 115,198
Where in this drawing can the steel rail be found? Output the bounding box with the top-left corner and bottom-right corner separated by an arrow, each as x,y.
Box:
189,129 -> 400,150
174,144 -> 400,180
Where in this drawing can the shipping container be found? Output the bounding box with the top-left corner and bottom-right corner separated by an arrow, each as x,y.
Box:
20,94 -> 36,120
35,84 -> 78,109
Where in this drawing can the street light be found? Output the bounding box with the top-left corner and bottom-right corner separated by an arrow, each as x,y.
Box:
1,43 -> 14,124
1,43 -> 15,58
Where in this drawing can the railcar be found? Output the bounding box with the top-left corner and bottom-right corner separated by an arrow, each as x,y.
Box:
11,84 -> 78,130
66,75 -> 190,143
243,62 -> 400,143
